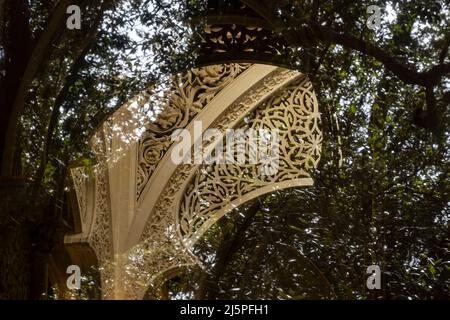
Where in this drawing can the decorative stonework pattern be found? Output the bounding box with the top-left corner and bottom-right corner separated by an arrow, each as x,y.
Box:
202,24 -> 289,57
89,130 -> 115,299
70,166 -> 87,223
129,68 -> 320,299
136,63 -> 250,199
139,68 -> 297,247
118,164 -> 198,299
179,75 -> 322,241
89,165 -> 112,266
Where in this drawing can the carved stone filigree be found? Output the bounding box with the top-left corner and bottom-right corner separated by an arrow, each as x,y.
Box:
70,167 -> 87,224
84,130 -> 115,299
139,68 -> 298,241
120,164 -> 199,298
129,68 -> 321,299
89,166 -> 112,265
202,24 -> 290,57
68,139 -> 114,299
179,75 -> 322,242
136,63 -> 250,199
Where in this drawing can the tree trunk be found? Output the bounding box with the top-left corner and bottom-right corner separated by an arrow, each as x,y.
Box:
0,177 -> 57,299
0,178 -> 32,299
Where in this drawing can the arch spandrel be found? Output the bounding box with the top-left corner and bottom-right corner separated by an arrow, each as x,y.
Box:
178,75 -> 322,246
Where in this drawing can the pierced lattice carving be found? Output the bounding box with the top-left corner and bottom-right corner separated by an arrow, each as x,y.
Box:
69,133 -> 115,299
136,63 -> 250,199
194,23 -> 294,67
87,130 -> 115,299
128,69 -> 321,299
71,167 -> 87,223
202,24 -> 289,56
179,75 -> 322,243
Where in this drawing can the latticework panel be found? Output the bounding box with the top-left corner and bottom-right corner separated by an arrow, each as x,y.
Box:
195,23 -> 293,67
67,129 -> 115,299
190,1 -> 294,67
179,75 -> 322,244
128,70 -> 321,299
70,167 -> 87,226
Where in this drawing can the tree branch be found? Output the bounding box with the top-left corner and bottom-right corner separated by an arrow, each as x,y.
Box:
35,5 -> 106,186
1,0 -> 73,176
240,0 -> 450,95
197,200 -> 261,299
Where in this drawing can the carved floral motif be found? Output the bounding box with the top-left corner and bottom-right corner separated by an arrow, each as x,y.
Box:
136,63 -> 250,198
